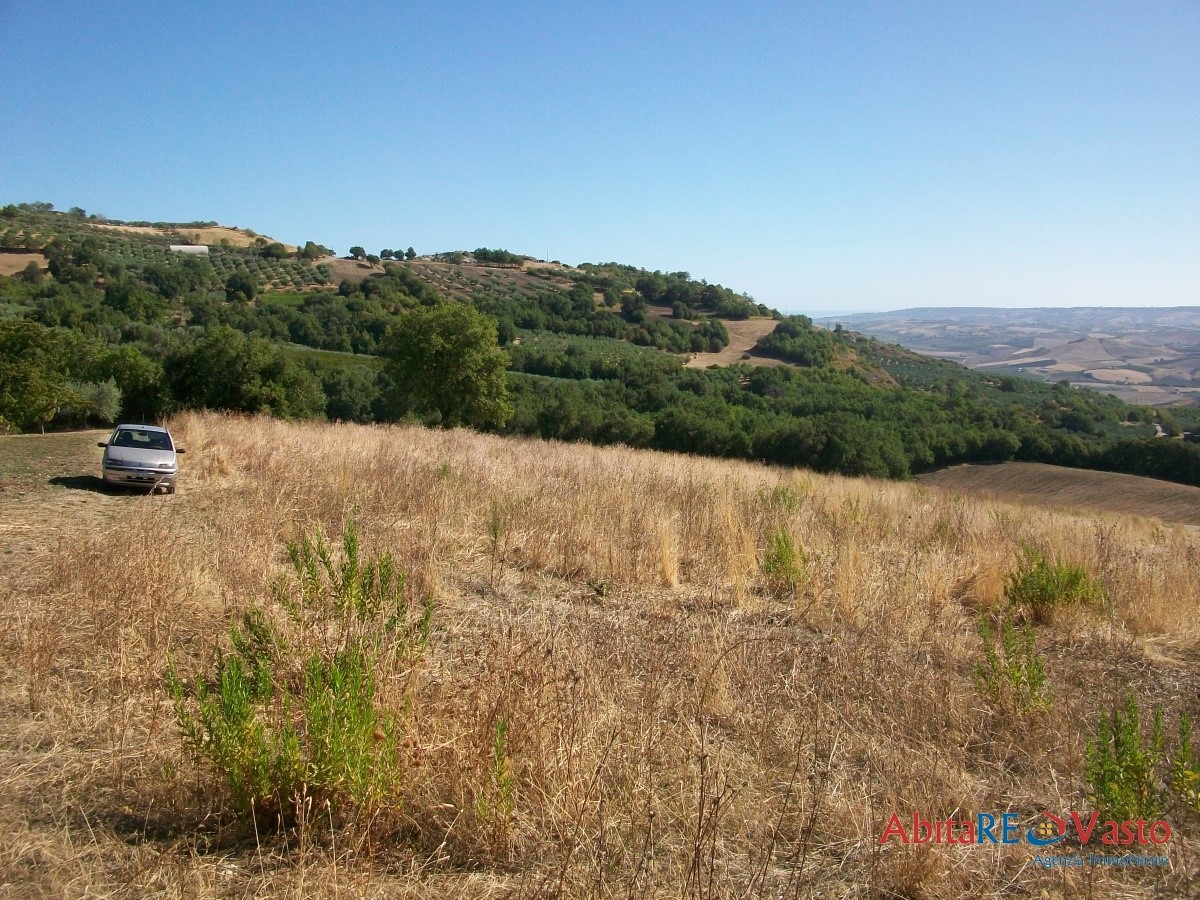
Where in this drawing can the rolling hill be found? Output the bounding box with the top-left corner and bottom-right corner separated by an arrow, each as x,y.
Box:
3,202 -> 1200,490
819,306 -> 1200,407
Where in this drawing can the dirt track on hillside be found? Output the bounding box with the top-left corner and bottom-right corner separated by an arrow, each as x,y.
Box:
0,431 -> 186,558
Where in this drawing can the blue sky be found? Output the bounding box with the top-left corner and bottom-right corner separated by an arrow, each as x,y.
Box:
1,1 -> 1196,313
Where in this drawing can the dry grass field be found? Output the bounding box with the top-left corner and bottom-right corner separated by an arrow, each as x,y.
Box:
1,415 -> 1198,897
315,255 -> 386,284
87,223 -> 293,251
917,462 -> 1200,527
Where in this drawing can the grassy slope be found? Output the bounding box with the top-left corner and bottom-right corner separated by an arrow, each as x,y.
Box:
1,417 -> 1197,897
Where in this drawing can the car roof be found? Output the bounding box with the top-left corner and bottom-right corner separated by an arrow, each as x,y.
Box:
115,423 -> 170,433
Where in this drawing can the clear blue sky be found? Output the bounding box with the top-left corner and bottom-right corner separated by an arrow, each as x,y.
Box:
1,1 -> 1196,313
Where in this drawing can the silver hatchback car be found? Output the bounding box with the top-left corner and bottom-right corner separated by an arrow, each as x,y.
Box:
98,424 -> 186,493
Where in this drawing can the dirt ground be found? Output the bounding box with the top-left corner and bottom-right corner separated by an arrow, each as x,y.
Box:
684,317 -> 781,368
314,255 -> 385,283
0,253 -> 47,277
917,460 -> 1200,527
0,430 -> 184,559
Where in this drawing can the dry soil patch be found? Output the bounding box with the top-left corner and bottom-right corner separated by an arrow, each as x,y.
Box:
684,317 -> 780,368
0,252 -> 47,277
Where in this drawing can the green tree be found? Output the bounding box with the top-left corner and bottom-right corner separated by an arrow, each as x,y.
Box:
18,260 -> 43,284
169,326 -> 324,419
298,241 -> 328,261
225,270 -> 258,303
94,345 -> 168,422
0,320 -> 70,431
381,302 -> 511,428
405,247 -> 416,260
58,378 -> 122,428
349,246 -> 366,260
322,366 -> 380,423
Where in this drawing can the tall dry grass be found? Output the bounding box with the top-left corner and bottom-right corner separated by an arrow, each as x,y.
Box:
0,411 -> 1197,897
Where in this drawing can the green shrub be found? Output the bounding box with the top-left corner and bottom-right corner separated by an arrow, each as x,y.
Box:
1084,691 -> 1165,821
761,529 -> 807,597
476,718 -> 516,823
168,522 -> 431,827
975,615 -> 1050,713
1172,713 -> 1200,814
1004,545 -> 1105,623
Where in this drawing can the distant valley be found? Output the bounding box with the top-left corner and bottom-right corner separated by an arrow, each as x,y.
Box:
817,306 -> 1200,407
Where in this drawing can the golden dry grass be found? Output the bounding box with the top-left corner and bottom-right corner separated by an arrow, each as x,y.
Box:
314,255 -> 385,284
1,414 -> 1198,897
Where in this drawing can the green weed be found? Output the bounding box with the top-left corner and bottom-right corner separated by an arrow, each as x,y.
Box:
975,615 -> 1050,713
1004,544 -> 1105,623
761,529 -> 807,598
1084,691 -> 1165,822
1171,712 -> 1200,814
168,521 -> 429,827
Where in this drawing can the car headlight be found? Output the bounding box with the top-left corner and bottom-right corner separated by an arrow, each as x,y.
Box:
159,463 -> 174,469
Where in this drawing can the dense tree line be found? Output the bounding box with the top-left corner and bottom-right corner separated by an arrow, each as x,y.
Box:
473,248 -> 523,267
4,216 -> 1200,489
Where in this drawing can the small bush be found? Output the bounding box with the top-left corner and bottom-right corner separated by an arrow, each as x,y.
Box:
1171,713 -> 1200,814
1084,691 -> 1165,822
168,522 -> 431,828
761,529 -> 807,597
975,615 -> 1050,713
1004,545 -> 1105,623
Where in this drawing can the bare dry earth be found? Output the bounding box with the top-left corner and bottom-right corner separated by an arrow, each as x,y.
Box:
314,254 -> 385,283
86,223 -> 294,250
684,317 -> 783,368
0,253 -> 47,277
917,461 -> 1200,527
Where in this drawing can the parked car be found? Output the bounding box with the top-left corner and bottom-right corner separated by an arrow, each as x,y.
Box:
98,424 -> 185,493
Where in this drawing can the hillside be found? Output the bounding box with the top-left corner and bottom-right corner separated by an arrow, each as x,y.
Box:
918,461 -> 1200,526
818,307 -> 1200,408
2,417 -> 1199,897
4,202 -> 1200,489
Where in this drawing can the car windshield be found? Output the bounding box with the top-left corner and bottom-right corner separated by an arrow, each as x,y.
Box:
112,429 -> 173,451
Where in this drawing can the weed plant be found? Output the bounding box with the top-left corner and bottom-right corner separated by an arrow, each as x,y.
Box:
1005,544 -> 1106,623
975,615 -> 1050,713
168,522 -> 430,828
1084,691 -> 1165,821
761,528 -> 807,598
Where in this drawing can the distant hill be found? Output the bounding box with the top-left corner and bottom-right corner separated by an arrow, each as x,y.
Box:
817,306 -> 1200,407
3,202 -> 1200,487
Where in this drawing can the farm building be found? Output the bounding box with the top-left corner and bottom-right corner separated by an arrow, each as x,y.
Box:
169,244 -> 209,255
